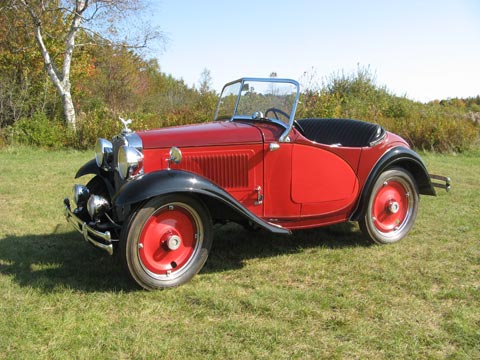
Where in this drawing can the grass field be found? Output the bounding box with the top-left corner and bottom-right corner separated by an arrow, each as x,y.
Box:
0,146 -> 478,359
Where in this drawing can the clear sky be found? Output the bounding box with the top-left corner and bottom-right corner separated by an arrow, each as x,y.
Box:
151,0 -> 479,102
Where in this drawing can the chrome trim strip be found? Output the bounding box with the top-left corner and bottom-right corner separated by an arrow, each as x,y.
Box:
369,131 -> 387,147
64,199 -> 114,255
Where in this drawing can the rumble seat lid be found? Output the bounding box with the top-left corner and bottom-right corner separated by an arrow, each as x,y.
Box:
138,121 -> 264,149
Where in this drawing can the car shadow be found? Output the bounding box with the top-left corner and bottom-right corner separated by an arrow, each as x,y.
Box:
0,227 -> 136,293
203,221 -> 370,274
0,222 -> 370,292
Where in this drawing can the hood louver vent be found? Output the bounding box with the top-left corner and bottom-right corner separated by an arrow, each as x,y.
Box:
179,153 -> 250,189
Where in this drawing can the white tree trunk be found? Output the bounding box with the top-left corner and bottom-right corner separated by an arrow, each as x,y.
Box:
13,0 -> 158,131
62,90 -> 76,131
32,24 -> 77,130
20,0 -> 87,131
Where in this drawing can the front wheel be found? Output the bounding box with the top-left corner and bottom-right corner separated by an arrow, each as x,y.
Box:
121,194 -> 213,289
359,168 -> 419,244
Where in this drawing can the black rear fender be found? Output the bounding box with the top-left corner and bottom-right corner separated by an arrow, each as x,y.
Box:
350,146 -> 435,221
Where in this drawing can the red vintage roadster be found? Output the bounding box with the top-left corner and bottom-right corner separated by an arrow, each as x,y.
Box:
64,77 -> 450,289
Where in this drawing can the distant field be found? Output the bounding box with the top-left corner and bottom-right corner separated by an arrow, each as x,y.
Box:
0,147 -> 478,359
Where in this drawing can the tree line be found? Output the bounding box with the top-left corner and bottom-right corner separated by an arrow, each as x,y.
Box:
0,3 -> 478,152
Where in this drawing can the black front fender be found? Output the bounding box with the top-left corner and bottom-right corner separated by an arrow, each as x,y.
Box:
74,159 -> 115,198
350,146 -> 435,221
113,170 -> 290,235
75,159 -> 99,178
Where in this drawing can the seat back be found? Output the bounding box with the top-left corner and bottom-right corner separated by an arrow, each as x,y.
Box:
297,118 -> 385,147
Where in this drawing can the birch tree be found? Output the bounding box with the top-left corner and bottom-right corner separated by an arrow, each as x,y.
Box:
7,0 -> 161,130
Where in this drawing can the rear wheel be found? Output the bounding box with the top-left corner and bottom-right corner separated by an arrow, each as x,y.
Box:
359,168 -> 419,244
121,194 -> 212,289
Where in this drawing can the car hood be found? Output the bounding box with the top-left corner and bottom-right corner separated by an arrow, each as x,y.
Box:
137,121 -> 264,149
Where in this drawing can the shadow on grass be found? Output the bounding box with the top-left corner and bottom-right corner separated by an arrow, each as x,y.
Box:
204,221 -> 370,274
0,228 -> 136,293
0,222 -> 369,292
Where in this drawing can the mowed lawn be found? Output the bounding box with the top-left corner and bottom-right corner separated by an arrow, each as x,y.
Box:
0,146 -> 478,359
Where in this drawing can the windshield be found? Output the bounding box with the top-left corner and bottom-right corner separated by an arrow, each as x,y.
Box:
214,78 -> 300,129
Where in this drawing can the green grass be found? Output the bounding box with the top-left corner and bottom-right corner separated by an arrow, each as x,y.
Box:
0,146 -> 479,359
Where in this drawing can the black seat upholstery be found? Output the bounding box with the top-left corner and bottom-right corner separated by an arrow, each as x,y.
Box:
297,118 -> 385,147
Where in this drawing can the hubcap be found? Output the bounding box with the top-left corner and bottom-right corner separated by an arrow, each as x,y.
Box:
167,234 -> 182,251
388,201 -> 400,214
372,180 -> 410,233
137,203 -> 202,277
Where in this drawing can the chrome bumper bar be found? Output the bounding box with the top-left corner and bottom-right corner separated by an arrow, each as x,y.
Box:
64,198 -> 114,255
430,174 -> 451,192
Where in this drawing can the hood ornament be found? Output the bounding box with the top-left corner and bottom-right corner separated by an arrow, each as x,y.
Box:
119,117 -> 132,134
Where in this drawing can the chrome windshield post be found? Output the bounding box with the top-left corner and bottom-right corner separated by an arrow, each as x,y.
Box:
214,78 -> 301,143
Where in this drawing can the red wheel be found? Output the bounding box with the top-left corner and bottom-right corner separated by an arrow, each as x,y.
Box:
359,168 -> 419,244
121,194 -> 212,289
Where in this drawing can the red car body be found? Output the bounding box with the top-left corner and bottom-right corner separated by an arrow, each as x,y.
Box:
64,77 -> 449,289
138,120 -> 407,228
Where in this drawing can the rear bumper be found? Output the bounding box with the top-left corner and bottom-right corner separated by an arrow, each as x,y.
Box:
429,174 -> 451,192
63,198 -> 114,255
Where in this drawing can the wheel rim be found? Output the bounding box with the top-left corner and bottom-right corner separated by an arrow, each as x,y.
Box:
371,178 -> 413,236
138,202 -> 203,279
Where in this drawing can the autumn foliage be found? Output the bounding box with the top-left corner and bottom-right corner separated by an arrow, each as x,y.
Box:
296,67 -> 479,152
0,9 -> 478,151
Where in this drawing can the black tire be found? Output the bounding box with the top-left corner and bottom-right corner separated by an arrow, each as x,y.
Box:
359,168 -> 419,244
120,194 -> 213,289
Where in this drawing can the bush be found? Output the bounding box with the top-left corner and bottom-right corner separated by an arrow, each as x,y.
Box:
72,110 -> 122,149
383,116 -> 478,152
297,67 -> 479,152
1,66 -> 478,153
9,112 -> 69,149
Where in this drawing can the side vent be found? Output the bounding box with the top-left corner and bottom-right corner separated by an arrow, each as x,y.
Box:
179,153 -> 250,189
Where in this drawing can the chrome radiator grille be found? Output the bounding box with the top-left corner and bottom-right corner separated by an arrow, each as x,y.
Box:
112,135 -> 127,189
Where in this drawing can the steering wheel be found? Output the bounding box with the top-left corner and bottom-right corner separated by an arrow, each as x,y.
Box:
265,107 -> 306,136
265,107 -> 290,121
293,120 -> 306,136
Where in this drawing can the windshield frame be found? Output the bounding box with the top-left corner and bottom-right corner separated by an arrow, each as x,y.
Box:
214,77 -> 301,142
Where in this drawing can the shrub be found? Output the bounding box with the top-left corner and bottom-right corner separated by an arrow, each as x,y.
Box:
72,110 -> 122,149
9,112 -> 68,149
297,67 -> 479,153
2,66 -> 478,153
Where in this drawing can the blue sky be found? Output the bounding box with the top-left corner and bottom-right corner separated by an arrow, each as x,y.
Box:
152,0 -> 479,102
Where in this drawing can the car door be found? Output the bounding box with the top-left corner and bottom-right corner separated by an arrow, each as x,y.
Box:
263,141 -> 301,220
291,143 -> 360,217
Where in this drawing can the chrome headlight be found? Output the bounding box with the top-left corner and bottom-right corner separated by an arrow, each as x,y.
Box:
73,184 -> 90,207
95,138 -> 113,169
118,145 -> 144,180
87,195 -> 109,220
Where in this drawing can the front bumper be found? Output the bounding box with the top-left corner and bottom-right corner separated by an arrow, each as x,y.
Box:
63,198 -> 114,255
